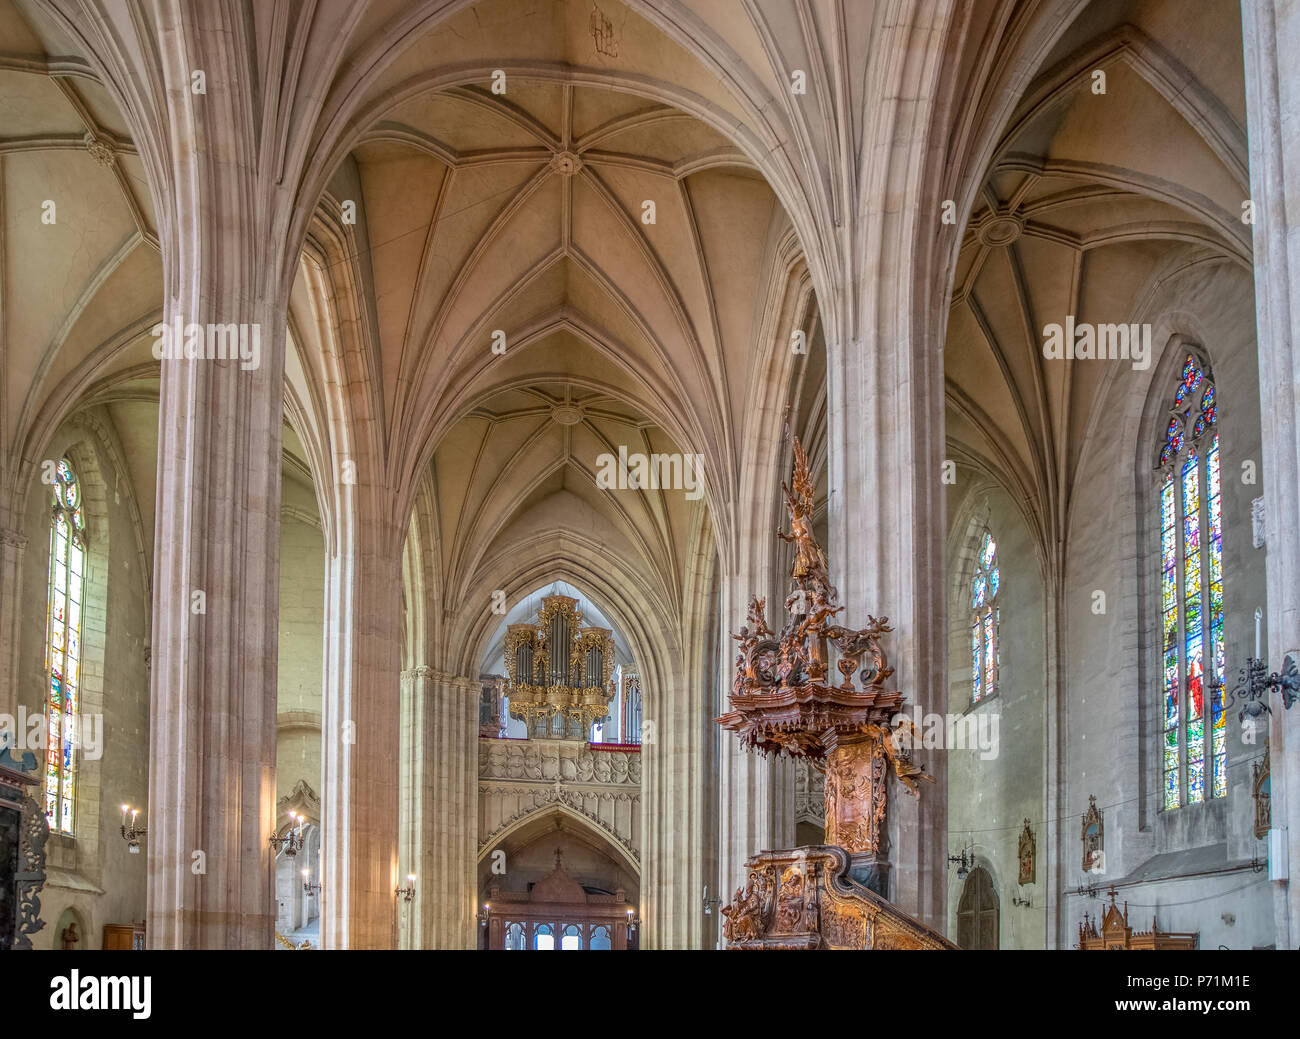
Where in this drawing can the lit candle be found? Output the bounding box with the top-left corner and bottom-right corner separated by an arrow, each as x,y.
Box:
121,804 -> 128,825
1255,608 -> 1262,659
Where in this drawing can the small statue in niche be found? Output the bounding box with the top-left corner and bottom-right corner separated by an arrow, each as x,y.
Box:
1018,819 -> 1035,886
1081,795 -> 1104,873
60,922 -> 78,949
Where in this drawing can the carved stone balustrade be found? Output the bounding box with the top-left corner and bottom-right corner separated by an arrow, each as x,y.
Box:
478,738 -> 641,865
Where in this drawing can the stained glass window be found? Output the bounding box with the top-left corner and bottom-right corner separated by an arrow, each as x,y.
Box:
971,531 -> 1001,702
1155,355 -> 1225,809
44,458 -> 85,835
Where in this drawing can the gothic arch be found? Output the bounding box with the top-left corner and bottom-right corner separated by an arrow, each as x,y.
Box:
477,802 -> 641,882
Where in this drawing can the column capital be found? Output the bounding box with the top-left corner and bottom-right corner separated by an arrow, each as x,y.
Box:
0,529 -> 28,550
402,666 -> 478,691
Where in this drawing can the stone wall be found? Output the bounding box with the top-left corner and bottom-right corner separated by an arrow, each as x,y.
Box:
17,412 -> 150,948
945,475 -> 1047,949
276,500 -> 324,809
478,738 -> 641,869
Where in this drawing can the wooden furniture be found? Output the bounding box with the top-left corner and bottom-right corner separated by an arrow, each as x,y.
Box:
0,746 -> 45,950
1078,889 -> 1197,949
483,851 -> 633,950
716,439 -> 953,950
103,920 -> 145,950
722,845 -> 954,950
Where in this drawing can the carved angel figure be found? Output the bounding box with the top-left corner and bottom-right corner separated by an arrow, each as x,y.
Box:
872,720 -> 936,797
778,439 -> 831,585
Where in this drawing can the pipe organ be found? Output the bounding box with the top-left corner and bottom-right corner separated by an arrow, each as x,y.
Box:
505,596 -> 617,740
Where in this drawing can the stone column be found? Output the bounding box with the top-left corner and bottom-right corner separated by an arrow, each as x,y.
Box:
1242,0 -> 1300,949
642,648 -> 708,949
403,668 -> 476,949
819,0 -> 954,932
0,529 -> 28,721
717,571 -> 793,923
320,528 -> 403,949
146,292 -> 286,948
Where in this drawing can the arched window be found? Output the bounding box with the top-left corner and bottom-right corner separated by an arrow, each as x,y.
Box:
1155,353 -> 1225,809
45,458 -> 86,835
970,531 -> 1001,702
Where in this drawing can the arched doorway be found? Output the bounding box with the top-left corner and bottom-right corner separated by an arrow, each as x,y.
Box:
956,867 -> 999,949
478,808 -> 639,950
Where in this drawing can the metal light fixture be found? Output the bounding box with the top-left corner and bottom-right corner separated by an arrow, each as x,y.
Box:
395,874 -> 417,903
1227,651 -> 1299,724
269,812 -> 306,856
301,868 -> 321,897
948,841 -> 975,880
477,902 -> 491,928
119,804 -> 146,854
702,884 -> 722,916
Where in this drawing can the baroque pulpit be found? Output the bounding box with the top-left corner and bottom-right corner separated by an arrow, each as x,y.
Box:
716,439 -> 953,950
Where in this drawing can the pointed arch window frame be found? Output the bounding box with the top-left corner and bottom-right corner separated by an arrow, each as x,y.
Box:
1154,350 -> 1225,811
44,457 -> 88,836
970,530 -> 1001,704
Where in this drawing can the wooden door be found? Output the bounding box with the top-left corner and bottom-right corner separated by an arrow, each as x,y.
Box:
956,867 -> 999,949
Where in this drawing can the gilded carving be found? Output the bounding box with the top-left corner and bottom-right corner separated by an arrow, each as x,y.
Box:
506,596 -> 617,734
720,847 -> 953,950
820,904 -> 868,949
1081,795 -> 1104,872
722,866 -> 775,943
718,437 -> 946,950
1018,819 -> 1036,886
1252,744 -> 1270,840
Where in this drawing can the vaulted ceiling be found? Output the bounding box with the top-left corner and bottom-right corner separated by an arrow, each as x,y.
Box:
300,73 -> 815,637
0,0 -> 161,527
944,0 -> 1252,560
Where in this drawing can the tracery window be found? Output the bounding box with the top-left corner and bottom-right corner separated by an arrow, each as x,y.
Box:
1155,353 -> 1225,809
44,458 -> 86,835
970,531 -> 1000,702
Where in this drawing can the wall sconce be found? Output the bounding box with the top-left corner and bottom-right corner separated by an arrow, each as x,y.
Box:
948,841 -> 975,880
301,868 -> 321,897
395,874 -> 417,903
625,906 -> 639,942
269,812 -> 306,856
701,884 -> 722,916
477,902 -> 491,928
1012,892 -> 1032,908
1227,649 -> 1299,724
119,804 -> 146,854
